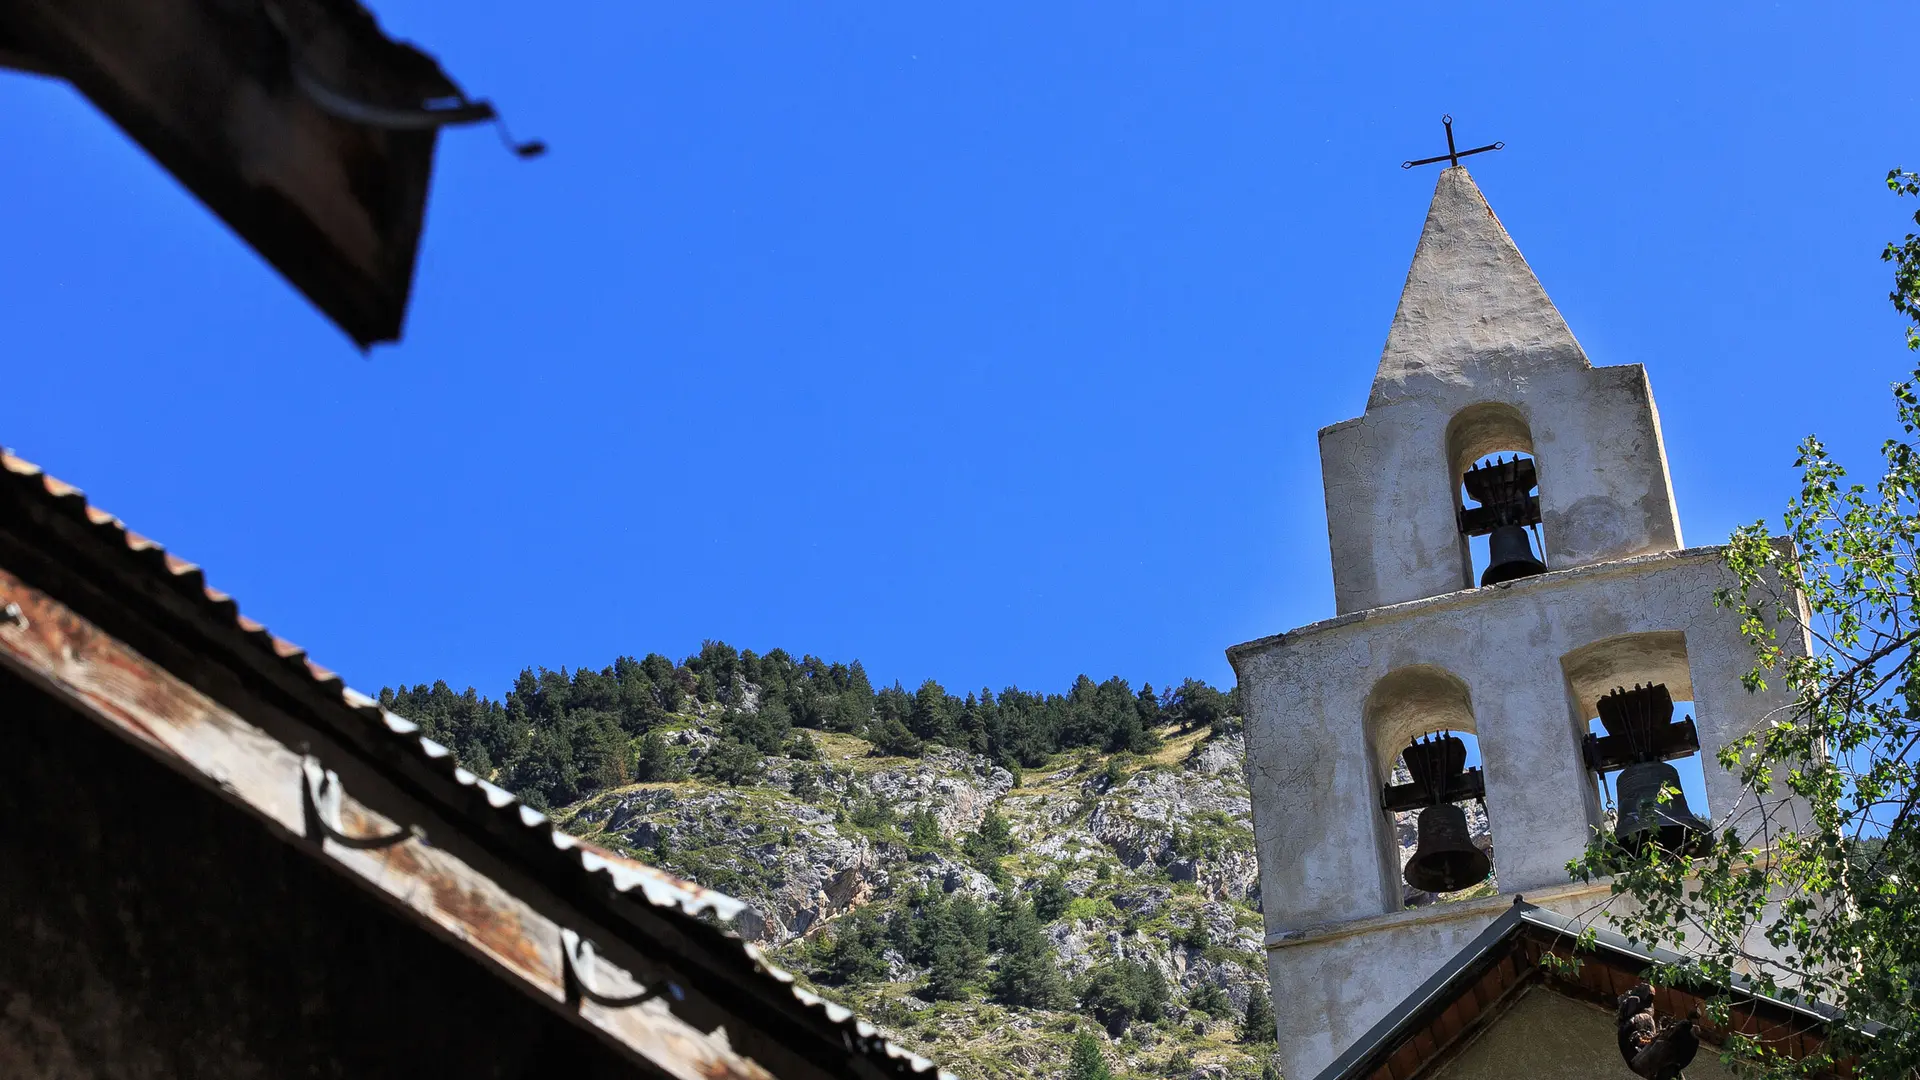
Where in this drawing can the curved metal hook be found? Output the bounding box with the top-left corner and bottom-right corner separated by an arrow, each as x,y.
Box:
262,0 -> 546,158
561,929 -> 666,1009
300,756 -> 417,850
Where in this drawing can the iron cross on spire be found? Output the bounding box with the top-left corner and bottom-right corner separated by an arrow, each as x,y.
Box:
1401,114 -> 1504,170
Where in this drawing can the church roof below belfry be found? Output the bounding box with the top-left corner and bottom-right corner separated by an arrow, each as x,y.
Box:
1369,167 -> 1592,411
1312,900 -> 1868,1080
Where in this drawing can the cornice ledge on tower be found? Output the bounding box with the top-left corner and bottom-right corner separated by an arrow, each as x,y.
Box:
1261,878 -> 1614,951
1367,166 -> 1590,412
1226,544 -> 1734,672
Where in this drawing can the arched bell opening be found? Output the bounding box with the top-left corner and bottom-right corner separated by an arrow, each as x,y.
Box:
1363,667 -> 1497,909
1561,633 -> 1714,857
1387,730 -> 1496,907
1446,403 -> 1549,590
1584,703 -> 1712,838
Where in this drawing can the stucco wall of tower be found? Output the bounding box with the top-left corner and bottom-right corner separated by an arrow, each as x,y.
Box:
1259,886 -> 1772,1080
1233,547 -> 1799,929
1319,362 -> 1683,616
1259,888 -> 1604,1080
1229,549 -> 1807,1080
1233,544 -> 1814,1080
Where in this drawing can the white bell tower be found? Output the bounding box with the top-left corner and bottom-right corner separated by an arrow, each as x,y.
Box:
1229,166 -> 1805,1080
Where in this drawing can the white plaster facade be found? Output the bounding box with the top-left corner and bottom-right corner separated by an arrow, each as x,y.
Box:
1229,167 -> 1805,1080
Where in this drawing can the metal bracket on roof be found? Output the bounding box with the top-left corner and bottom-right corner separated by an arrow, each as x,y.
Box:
560,929 -> 667,1009
260,0 -> 547,158
300,756 -> 419,850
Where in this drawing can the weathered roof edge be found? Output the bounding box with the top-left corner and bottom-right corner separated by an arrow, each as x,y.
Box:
0,447 -> 954,1080
1309,901 -> 1533,1080
1514,905 -> 1881,1038
1312,899 -> 1876,1080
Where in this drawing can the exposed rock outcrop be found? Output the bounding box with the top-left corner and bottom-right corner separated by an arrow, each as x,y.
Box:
559,718 -> 1275,1079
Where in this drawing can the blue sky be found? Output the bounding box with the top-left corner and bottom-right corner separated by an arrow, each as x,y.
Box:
4,3 -> 1916,706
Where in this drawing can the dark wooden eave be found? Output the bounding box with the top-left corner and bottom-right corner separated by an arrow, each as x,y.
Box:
1314,901 -> 1869,1080
0,0 -> 475,347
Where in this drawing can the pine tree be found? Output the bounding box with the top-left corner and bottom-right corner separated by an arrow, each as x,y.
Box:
1240,989 -> 1277,1043
634,730 -> 685,782
907,809 -> 945,852
571,713 -> 630,793
782,730 -> 820,760
696,738 -> 763,786
989,897 -> 1067,1008
924,895 -> 986,1001
1031,873 -> 1073,923
819,907 -> 888,985
722,703 -> 789,755
1076,959 -> 1168,1036
868,714 -> 924,757
827,691 -> 870,734
910,679 -> 954,742
1187,982 -> 1231,1020
788,763 -> 823,801
1135,681 -> 1161,728
505,724 -> 579,809
1066,1032 -> 1113,1080
964,810 -> 1016,859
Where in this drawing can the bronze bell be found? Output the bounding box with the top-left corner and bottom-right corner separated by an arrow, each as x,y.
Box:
1405,803 -> 1491,893
1481,525 -> 1547,586
1459,456 -> 1547,586
1615,760 -> 1705,853
1398,733 -> 1491,893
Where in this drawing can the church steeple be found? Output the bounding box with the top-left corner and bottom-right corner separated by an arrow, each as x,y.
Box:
1229,151 -> 1810,1080
1372,167 -> 1589,409
1315,167 -> 1681,614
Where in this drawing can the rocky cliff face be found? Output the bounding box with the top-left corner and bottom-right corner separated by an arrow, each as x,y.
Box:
558,713 -> 1280,1080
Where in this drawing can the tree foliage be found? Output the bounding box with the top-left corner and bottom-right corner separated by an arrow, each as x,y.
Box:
1567,171 -> 1920,1080
381,645 -> 1235,810
818,906 -> 889,986
1076,958 -> 1169,1036
989,895 -> 1069,1008
1066,1031 -> 1115,1080
1239,988 -> 1276,1044
907,808 -> 946,853
882,887 -> 989,1001
1032,873 -> 1073,923
633,730 -> 685,782
1187,982 -> 1232,1021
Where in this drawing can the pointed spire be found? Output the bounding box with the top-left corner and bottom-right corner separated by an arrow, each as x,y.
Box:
1369,167 -> 1589,409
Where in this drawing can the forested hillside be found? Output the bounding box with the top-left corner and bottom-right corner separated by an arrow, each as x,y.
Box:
379,641 -> 1238,810
380,644 -> 1275,1080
